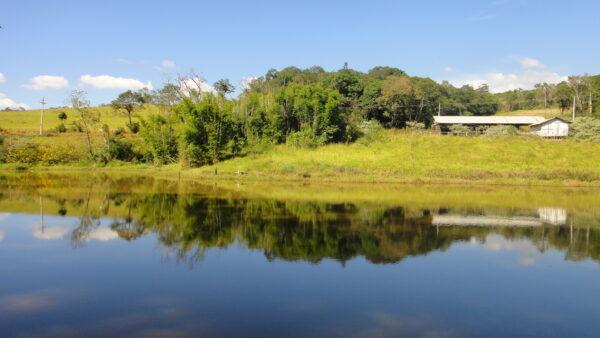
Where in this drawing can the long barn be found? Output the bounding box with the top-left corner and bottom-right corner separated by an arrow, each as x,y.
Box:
432,115 -> 570,137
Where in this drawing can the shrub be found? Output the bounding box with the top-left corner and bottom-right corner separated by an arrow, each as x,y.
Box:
286,127 -> 326,149
4,142 -> 41,164
484,125 -> 518,137
39,143 -> 84,164
57,111 -> 68,120
357,120 -> 384,144
448,124 -> 474,136
107,138 -> 137,161
0,135 -> 4,163
55,123 -> 67,133
140,114 -> 179,164
405,121 -> 426,130
571,117 -> 600,142
71,121 -> 84,132
127,121 -> 140,134
114,127 -> 126,137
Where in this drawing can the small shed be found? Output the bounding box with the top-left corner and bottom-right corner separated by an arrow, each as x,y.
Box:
529,117 -> 570,138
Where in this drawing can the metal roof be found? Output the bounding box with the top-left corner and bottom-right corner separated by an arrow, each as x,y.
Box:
434,115 -> 546,125
529,117 -> 571,127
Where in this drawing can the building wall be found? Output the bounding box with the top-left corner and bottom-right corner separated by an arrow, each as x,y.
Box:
533,120 -> 569,137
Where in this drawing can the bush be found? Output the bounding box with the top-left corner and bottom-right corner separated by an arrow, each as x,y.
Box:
127,121 -> 140,134
71,121 -> 84,132
484,125 -> 518,137
286,127 -> 326,149
107,138 -> 137,161
405,121 -> 426,130
39,143 -> 84,164
140,114 -> 179,164
571,117 -> 600,142
357,120 -> 384,144
57,111 -> 68,120
0,135 -> 4,163
55,123 -> 67,133
114,127 -> 126,137
448,124 -> 474,136
4,142 -> 41,164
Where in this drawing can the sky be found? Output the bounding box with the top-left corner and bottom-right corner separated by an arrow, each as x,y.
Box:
1,0 -> 599,109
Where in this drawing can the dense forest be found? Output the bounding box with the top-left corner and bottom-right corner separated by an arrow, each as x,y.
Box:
136,65 -> 500,166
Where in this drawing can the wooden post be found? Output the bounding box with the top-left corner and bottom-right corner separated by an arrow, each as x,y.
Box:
39,98 -> 46,136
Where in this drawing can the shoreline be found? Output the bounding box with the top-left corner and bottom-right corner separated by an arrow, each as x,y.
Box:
2,164 -> 600,188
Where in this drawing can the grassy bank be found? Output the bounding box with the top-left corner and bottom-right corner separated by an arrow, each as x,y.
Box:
183,130 -> 600,186
2,106 -> 600,186
2,130 -> 600,187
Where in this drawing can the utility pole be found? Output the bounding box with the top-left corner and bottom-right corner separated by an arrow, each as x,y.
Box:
39,97 -> 47,136
438,102 -> 441,116
572,95 -> 576,122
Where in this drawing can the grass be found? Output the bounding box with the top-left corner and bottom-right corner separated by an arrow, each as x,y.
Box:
2,129 -> 600,186
184,130 -> 600,185
0,105 -> 158,133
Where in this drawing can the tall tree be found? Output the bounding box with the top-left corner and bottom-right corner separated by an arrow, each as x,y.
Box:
70,90 -> 98,158
111,90 -> 145,131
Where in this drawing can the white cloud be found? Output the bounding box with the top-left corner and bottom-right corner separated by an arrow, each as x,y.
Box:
22,75 -> 69,90
0,213 -> 10,222
448,58 -> 567,93
0,72 -> 6,83
443,66 -> 454,73
240,76 -> 258,90
160,59 -> 176,69
79,74 -> 153,90
116,58 -> 133,64
32,226 -> 69,240
0,92 -> 30,110
180,77 -> 215,94
519,57 -> 544,69
87,227 -> 119,241
478,234 -> 541,266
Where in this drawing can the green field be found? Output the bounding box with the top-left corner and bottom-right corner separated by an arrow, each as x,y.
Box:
0,105 -> 157,133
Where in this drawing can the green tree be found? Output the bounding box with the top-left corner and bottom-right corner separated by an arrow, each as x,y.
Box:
111,90 -> 146,132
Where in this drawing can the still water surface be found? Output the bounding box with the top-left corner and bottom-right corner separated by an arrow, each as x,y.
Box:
1,174 -> 600,337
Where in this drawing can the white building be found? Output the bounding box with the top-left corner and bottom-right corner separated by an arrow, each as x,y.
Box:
529,117 -> 570,138
433,115 -> 571,138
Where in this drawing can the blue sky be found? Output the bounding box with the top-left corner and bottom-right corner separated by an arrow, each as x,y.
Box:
1,0 -> 599,109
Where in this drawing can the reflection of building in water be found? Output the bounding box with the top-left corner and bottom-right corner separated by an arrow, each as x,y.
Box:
538,208 -> 568,225
432,207 -> 568,227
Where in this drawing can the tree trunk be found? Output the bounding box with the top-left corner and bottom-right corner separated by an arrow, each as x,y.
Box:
572,96 -> 576,121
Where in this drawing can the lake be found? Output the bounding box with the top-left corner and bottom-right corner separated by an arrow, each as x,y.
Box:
1,173 -> 600,337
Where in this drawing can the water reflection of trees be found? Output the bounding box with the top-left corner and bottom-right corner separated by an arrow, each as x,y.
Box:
61,192 -> 600,266
4,184 -> 600,265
